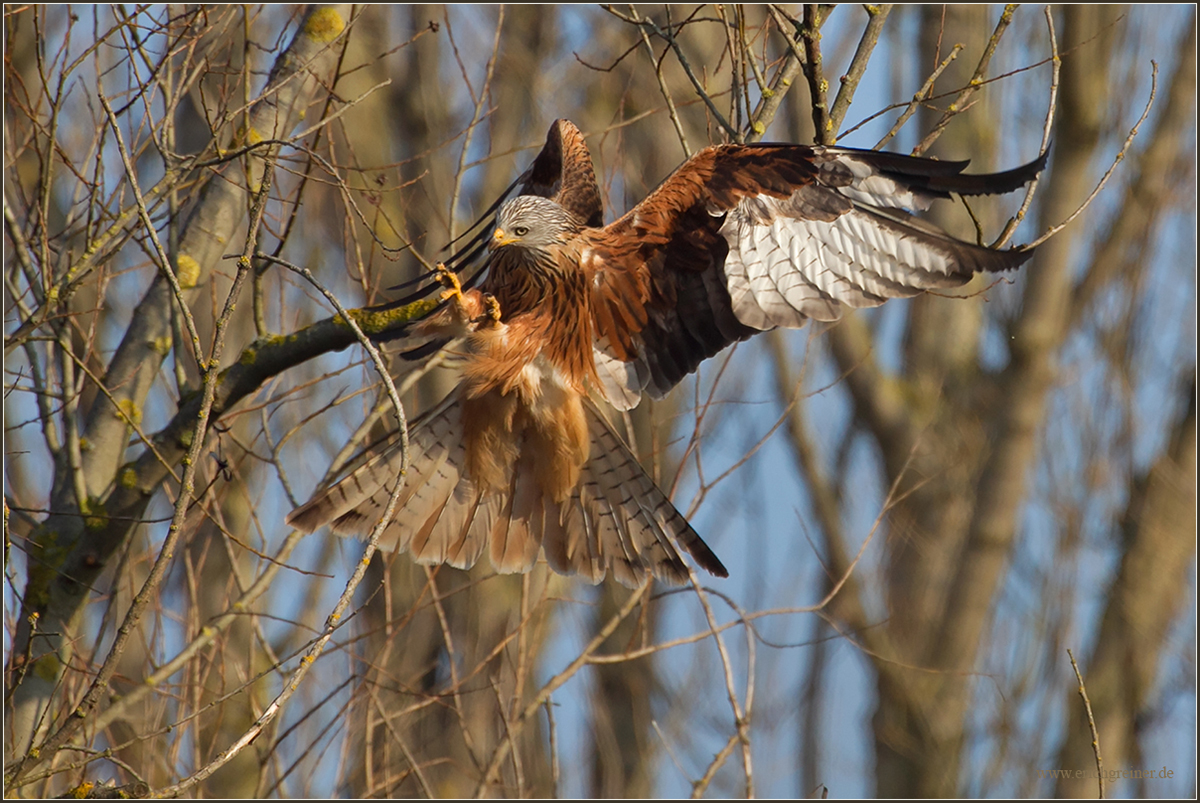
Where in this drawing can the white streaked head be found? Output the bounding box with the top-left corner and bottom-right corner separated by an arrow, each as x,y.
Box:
492,196 -> 580,251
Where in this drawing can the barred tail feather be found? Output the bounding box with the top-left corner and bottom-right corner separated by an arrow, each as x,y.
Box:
286,394 -> 727,585
489,449 -> 546,574
284,393 -> 462,547
570,402 -> 728,585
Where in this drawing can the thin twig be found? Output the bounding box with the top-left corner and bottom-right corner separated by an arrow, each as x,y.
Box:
371,689 -> 436,798
747,8 -> 806,141
765,4 -> 806,68
1067,649 -> 1105,798
3,189 -> 41,305
992,7 -> 1060,248
98,90 -> 205,371
692,733 -> 740,798
1026,61 -> 1157,249
912,4 -> 1019,156
544,697 -> 560,798
474,580 -> 652,797
629,4 -> 690,157
712,4 -> 744,134
10,96 -> 279,791
828,4 -> 892,137
155,253 -> 410,797
628,10 -> 740,142
446,6 -> 504,242
738,5 -> 769,99
490,677 -> 526,796
868,44 -> 964,148
685,571 -> 758,796
425,566 -> 485,773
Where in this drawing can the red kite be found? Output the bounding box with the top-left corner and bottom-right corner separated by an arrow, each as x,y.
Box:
288,119 -> 1045,586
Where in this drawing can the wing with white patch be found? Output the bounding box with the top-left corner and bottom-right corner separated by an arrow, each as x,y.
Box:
586,143 -> 1045,407
719,181 -> 1031,331
592,334 -> 648,411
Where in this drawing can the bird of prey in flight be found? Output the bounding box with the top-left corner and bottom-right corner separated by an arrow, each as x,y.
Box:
288,119 -> 1045,587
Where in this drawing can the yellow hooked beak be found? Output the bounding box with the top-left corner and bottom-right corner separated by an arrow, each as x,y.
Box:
492,227 -> 518,248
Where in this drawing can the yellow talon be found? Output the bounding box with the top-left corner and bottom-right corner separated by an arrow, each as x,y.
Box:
433,262 -> 464,304
482,293 -> 502,324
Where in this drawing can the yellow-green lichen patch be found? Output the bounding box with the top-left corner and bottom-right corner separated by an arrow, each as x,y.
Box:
334,299 -> 439,335
239,333 -> 293,366
117,398 -> 142,426
176,254 -> 201,289
119,466 -> 139,489
33,651 -> 62,682
80,497 -> 108,531
24,531 -> 68,606
238,125 -> 264,147
304,7 -> 346,43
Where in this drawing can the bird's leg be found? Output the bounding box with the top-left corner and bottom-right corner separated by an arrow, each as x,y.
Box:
432,262 -> 469,321
479,292 -> 502,328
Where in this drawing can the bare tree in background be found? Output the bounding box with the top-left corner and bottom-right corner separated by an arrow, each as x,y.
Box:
4,5 -> 1193,798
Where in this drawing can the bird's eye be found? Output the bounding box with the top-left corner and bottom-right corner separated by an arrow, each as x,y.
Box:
513,225 -> 529,237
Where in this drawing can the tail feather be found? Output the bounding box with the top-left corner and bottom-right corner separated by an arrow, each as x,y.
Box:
585,442 -> 676,584
286,394 -> 460,541
556,481 -> 606,583
409,478 -> 485,568
583,473 -> 646,588
490,450 -> 543,573
537,493 -> 569,574
446,492 -> 500,569
578,404 -> 726,585
373,441 -> 457,553
285,392 -> 728,585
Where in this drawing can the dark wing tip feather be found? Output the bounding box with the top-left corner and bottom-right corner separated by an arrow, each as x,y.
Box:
943,239 -> 1036,275
519,119 -> 566,195
861,205 -> 1038,275
923,147 -> 1050,196
821,145 -> 1049,198
399,336 -> 451,361
384,120 -> 605,324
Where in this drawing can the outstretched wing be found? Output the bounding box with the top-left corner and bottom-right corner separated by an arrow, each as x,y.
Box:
585,144 -> 1048,408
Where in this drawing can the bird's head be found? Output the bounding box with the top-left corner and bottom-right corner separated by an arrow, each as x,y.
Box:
491,196 -> 580,252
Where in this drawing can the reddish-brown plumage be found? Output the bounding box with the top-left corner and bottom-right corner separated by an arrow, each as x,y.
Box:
288,118 -> 1044,585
